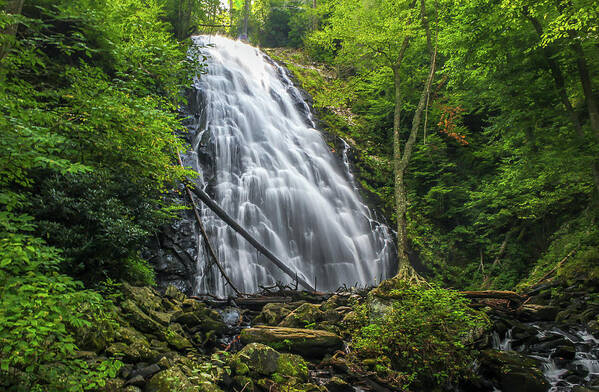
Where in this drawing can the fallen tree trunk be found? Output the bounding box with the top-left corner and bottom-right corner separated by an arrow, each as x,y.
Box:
460,290 -> 527,304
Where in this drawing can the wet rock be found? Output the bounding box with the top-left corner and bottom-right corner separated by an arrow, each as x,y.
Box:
279,303 -> 325,328
554,344 -> 576,360
240,326 -> 342,357
323,377 -> 353,392
518,304 -> 560,322
124,375 -> 145,388
479,350 -> 549,392
130,363 -> 161,379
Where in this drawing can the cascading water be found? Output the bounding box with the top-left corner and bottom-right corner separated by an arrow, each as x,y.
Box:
183,35 -> 395,297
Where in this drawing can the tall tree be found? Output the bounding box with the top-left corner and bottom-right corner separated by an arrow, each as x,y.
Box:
313,0 -> 440,275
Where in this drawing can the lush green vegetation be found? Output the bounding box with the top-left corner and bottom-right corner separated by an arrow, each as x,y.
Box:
0,0 -> 205,389
347,280 -> 489,390
261,0 -> 599,290
2,0 -> 599,389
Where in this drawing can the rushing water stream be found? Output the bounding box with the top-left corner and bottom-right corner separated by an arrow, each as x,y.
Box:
493,324 -> 599,391
182,35 -> 395,297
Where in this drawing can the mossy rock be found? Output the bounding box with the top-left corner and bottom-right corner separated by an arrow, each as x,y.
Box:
233,343 -> 281,376
121,283 -> 163,313
279,303 -> 325,328
240,326 -> 342,357
120,299 -> 165,335
275,353 -> 309,381
165,284 -> 187,303
106,341 -> 158,362
172,302 -> 226,334
323,376 -> 353,392
162,323 -> 193,351
253,302 -> 294,326
320,295 -> 348,312
145,366 -> 222,392
479,350 -> 549,392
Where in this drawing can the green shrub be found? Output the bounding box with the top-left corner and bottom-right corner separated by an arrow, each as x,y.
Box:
348,280 -> 489,390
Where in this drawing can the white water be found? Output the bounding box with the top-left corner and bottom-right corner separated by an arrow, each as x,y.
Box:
185,35 -> 395,297
493,324 -> 599,391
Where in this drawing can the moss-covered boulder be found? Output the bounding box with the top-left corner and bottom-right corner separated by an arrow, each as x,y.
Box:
120,299 -> 166,335
106,327 -> 158,361
165,284 -> 187,303
253,302 -> 294,326
172,300 -> 226,334
479,350 -> 549,392
279,303 -> 324,328
162,323 -> 193,351
320,295 -> 349,312
274,353 -> 309,382
240,326 -> 342,357
145,366 -> 222,392
232,343 -> 281,376
122,283 -> 163,313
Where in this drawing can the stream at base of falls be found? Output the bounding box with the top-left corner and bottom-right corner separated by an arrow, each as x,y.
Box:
493,323 -> 599,391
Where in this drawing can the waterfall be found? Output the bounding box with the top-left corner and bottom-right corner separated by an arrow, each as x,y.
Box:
184,35 -> 395,297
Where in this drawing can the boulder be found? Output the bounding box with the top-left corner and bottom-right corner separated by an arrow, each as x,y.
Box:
122,283 -> 163,313
518,304 -> 560,322
145,366 -> 222,392
165,284 -> 187,303
279,303 -> 325,328
172,301 -> 226,334
240,326 -> 342,357
274,353 -> 309,382
121,299 -> 165,335
235,343 -> 281,375
323,377 -> 353,392
479,350 -> 549,392
253,303 -> 294,326
162,323 -> 193,351
320,295 -> 349,312
107,328 -> 158,362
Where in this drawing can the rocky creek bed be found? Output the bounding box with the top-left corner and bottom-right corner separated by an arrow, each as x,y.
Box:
76,277 -> 599,392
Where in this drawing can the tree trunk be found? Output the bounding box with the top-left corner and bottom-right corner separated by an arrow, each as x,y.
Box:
525,12 -> 599,194
392,37 -> 411,269
241,0 -> 250,40
0,0 -> 26,62
229,0 -> 234,30
570,36 -> 599,194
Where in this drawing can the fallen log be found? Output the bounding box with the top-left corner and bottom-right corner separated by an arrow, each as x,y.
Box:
234,296 -> 293,310
460,290 -> 527,304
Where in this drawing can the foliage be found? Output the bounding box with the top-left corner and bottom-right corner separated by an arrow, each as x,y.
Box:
274,0 -> 599,289
0,232 -> 122,391
0,0 -> 205,388
348,281 -> 489,389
